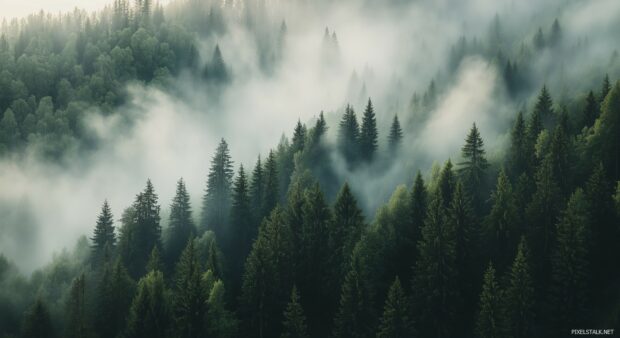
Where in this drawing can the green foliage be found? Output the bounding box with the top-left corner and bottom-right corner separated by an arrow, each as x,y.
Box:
359,99 -> 378,162
505,237 -> 535,338
95,259 -> 135,338
387,115 -> 403,151
438,159 -> 456,208
409,172 -> 428,263
281,286 -> 309,338
376,277 -> 413,338
485,169 -> 518,269
458,123 -> 489,211
207,280 -> 239,337
202,138 -> 234,236
228,165 -> 254,296
65,274 -> 87,338
263,150 -> 280,219
587,81 -> 620,180
165,178 -> 195,272
475,263 -> 506,338
173,240 -> 207,338
21,299 -> 55,338
90,200 -> 116,268
125,270 -> 171,338
509,111 -> 528,177
338,105 -> 361,166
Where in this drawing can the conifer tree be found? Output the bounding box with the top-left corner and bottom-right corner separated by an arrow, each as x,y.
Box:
534,85 -> 554,130
509,111 -> 528,177
173,240 -> 207,338
475,263 -> 506,338
21,299 -> 55,338
458,123 -> 489,211
91,200 -> 115,267
291,120 -> 307,154
228,165 -> 254,294
550,189 -> 591,332
166,178 -> 195,271
281,286 -> 309,338
95,259 -> 135,338
205,44 -> 229,82
409,172 -> 428,260
202,138 -> 234,237
338,105 -> 360,166
438,159 -> 456,209
485,169 -> 518,269
411,192 -> 459,338
147,246 -> 163,273
207,280 -> 239,337
377,277 -> 413,338
600,74 -> 611,103
65,274 -> 87,338
505,237 -> 535,338
263,150 -> 280,218
359,98 -> 378,162
125,270 -> 171,338
582,91 -> 598,129
587,81 -> 620,180
388,115 -> 403,151
250,155 -> 265,223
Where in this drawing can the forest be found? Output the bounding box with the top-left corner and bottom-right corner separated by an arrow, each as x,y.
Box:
0,0 -> 620,337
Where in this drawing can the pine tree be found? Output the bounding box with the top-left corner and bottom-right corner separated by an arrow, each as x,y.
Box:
485,169 -> 518,269
95,259 -> 135,338
509,111 -> 528,177
228,165 -> 254,296
146,246 -> 163,273
582,91 -> 598,128
458,123 -> 489,212
388,115 -> 403,151
202,138 -> 234,240
547,119 -> 572,197
411,191 -> 459,338
438,159 -> 456,209
263,150 -> 280,218
21,299 -> 55,338
550,189 -> 591,332
377,277 -> 413,338
475,263 -> 506,338
281,286 -> 309,338
166,178 -> 195,272
65,274 -> 87,338
505,237 -> 535,338
291,120 -> 307,154
600,74 -> 611,103
534,85 -> 554,130
91,200 -> 115,267
250,155 -> 265,223
409,172 -> 428,262
359,98 -> 378,162
207,280 -> 239,337
173,240 -> 207,338
241,207 -> 294,338
587,80 -> 620,180
338,105 -> 360,166
205,44 -> 229,82
118,179 -> 162,278
125,270 -> 170,338
533,27 -> 545,50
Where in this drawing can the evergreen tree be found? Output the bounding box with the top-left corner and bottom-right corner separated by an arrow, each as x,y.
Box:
263,150 -> 280,218
458,123 -> 489,212
388,114 -> 403,151
533,27 -> 545,50
21,299 -> 55,338
485,169 -> 518,269
377,277 -> 413,338
95,259 -> 135,338
438,159 -> 456,209
250,155 -> 265,223
173,240 -> 207,338
166,178 -> 195,272
281,286 -> 309,338
65,274 -> 87,338
205,44 -> 229,82
475,263 -> 506,338
600,74 -> 611,103
147,246 -> 163,273
91,200 -> 115,267
291,120 -> 307,154
0,109 -> 20,150
338,105 -> 361,166
202,138 -> 234,237
582,91 -> 598,129
228,165 -> 254,296
509,111 -> 528,177
409,172 -> 428,262
118,179 -> 162,278
359,98 -> 378,162
534,85 -> 554,130
207,280 -> 239,337
125,270 -> 171,338
550,189 -> 591,332
505,237 -> 535,338
587,81 -> 620,180
411,192 -> 460,338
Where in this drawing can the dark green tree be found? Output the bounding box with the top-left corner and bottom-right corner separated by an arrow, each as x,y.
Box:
534,85 -> 554,130
505,237 -> 535,338
600,74 -> 611,103
91,200 -> 115,267
582,91 -> 598,129
281,286 -> 309,338
228,165 -> 254,296
547,119 -> 572,196
291,120 -> 307,155
438,159 -> 456,209
458,123 -> 489,212
485,169 -> 518,269
166,178 -> 195,272
587,81 -> 620,180
206,280 -> 239,337
173,240 -> 207,338
147,246 -> 163,273
125,270 -> 171,338
475,263 -> 506,338
95,259 -> 135,338
509,111 -> 528,177
359,98 -> 378,162
21,299 -> 55,338
202,138 -> 234,237
377,277 -> 413,338
263,150 -> 280,218
250,155 -> 265,223
388,115 -> 403,151
338,105 -> 360,166
205,44 -> 229,82
409,172 -> 428,264
65,274 -> 87,338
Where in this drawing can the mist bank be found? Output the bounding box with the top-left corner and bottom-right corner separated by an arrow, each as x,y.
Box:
0,0 -> 619,273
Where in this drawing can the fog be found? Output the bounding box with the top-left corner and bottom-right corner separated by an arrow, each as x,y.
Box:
1,0 -> 619,272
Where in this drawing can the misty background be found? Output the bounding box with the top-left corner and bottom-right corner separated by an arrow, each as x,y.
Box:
0,0 -> 619,273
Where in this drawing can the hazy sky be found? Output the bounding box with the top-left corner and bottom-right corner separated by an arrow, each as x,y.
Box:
0,0 -> 169,19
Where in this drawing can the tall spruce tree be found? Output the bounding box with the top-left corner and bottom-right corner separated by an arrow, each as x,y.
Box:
359,98 -> 378,162
505,237 -> 535,338
377,277 -> 413,338
475,263 -> 506,338
21,299 -> 55,338
173,240 -> 207,338
411,191 -> 460,338
587,81 -> 620,180
263,150 -> 280,218
91,200 -> 115,267
95,259 -> 135,338
485,169 -> 519,269
202,138 -> 234,238
291,120 -> 307,155
281,286 -> 309,338
582,91 -> 598,129
166,178 -> 195,272
228,165 -> 254,296
458,123 -> 489,212
509,111 -> 528,177
250,155 -> 265,223
388,114 -> 403,151
547,118 -> 572,197
550,189 -> 591,332
534,85 -> 554,129
338,105 -> 361,166
65,274 -> 87,338
438,159 -> 456,209
125,270 -> 171,338
206,280 -> 239,337
600,74 -> 611,103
